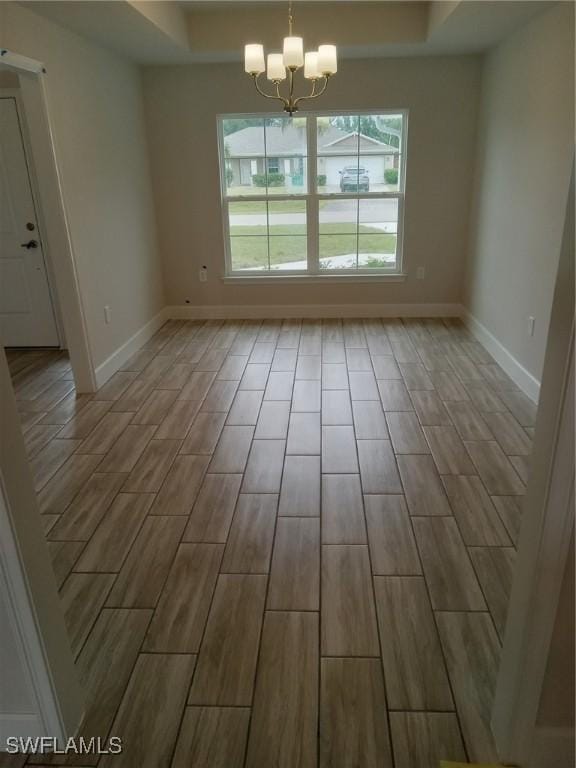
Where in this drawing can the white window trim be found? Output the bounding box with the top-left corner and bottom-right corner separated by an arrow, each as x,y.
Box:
218,109 -> 408,280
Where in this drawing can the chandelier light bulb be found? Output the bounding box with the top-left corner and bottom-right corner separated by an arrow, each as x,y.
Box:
244,1 -> 337,114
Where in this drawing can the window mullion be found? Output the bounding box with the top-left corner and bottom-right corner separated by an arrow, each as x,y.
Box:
307,116 -> 319,275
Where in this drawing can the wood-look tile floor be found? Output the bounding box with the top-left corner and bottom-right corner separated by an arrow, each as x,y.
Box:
6,317 -> 537,768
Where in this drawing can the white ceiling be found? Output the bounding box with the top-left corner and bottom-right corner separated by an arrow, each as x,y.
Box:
22,0 -> 552,65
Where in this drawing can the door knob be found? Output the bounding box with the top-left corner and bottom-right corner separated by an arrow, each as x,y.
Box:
20,240 -> 38,249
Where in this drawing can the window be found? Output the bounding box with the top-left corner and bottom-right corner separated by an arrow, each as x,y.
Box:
219,112 -> 406,276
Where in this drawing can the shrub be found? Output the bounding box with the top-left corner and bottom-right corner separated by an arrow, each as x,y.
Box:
252,173 -> 285,187
252,174 -> 267,187
225,167 -> 234,185
384,168 -> 398,184
317,174 -> 327,186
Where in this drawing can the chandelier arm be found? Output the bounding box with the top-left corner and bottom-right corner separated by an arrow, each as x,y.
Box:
292,77 -> 324,109
252,74 -> 289,109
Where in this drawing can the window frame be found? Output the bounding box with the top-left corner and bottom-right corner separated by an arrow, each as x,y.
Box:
218,109 -> 408,279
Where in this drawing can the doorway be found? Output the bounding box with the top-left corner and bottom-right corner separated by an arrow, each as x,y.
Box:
0,96 -> 60,347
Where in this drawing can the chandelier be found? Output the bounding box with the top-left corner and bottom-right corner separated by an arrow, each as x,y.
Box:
244,1 -> 337,116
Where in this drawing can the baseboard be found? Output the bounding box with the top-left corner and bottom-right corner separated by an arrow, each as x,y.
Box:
166,303 -> 463,320
94,308 -> 169,389
462,308 -> 540,402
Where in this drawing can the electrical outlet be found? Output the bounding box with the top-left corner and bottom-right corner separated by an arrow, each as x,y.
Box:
199,266 -> 208,283
416,266 -> 425,280
104,305 -> 112,325
528,316 -> 535,337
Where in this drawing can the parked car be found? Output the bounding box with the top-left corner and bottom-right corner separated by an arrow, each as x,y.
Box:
339,166 -> 370,192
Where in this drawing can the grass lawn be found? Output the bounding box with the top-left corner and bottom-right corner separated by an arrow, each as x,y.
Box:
230,224 -> 396,270
229,199 -> 311,213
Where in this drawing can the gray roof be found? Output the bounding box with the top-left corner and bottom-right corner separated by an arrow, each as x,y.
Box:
224,125 -> 399,157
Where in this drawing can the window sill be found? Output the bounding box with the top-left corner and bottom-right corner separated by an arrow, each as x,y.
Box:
221,273 -> 407,285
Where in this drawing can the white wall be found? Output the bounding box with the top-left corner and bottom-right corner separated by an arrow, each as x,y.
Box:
464,3 -> 574,384
143,55 -> 481,310
1,2 -> 165,371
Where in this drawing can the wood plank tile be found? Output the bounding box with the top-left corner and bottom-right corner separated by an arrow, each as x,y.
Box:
144,543 -> 224,652
242,440 -> 285,493
491,495 -> 524,546
444,401 -> 493,440
349,371 -> 379,400
196,347 -> 228,371
442,476 -> 511,546
178,370 -> 217,400
57,401 -> 112,439
322,390 -> 353,425
249,341 -> 275,364
267,518 -> 320,610
226,390 -> 263,425
40,514 -> 60,535
217,354 -> 249,380
399,362 -> 434,390
465,382 -> 508,413
374,576 -> 453,710
278,455 -> 321,516
201,379 -> 239,412
322,545 -> 379,656
171,707 -> 250,768
409,389 -> 452,426
423,425 -> 476,475
321,363 -> 349,390
122,439 -> 181,493
465,440 -> 525,494
99,654 -> 196,768
77,412 -> 134,454
106,516 -> 187,607
352,401 -> 389,439
430,371 -> 470,402
322,425 -> 358,472
208,426 -> 254,473
287,411 -> 321,454
371,355 -> 401,379
245,611 -> 318,768
292,380 -> 321,411
412,517 -> 486,610
296,354 -> 321,380
239,363 -> 270,390
482,412 -> 532,456
499,389 -> 538,427
509,454 -> 531,485
31,438 -> 81,491
377,380 -> 413,411
357,439 -> 402,494
97,425 -> 157,473
181,412 -> 227,454
47,540 -> 85,588
364,495 -> 421,575
446,354 -> 483,382
131,389 -> 179,425
60,573 -> 116,657
397,455 -> 453,516
18,379 -> 75,413
221,494 -> 277,573
346,348 -> 372,370
272,348 -> 298,371
389,712 -> 466,768
154,398 -> 202,439
469,546 -> 516,639
183,474 -> 242,543
322,474 -> 366,544
48,473 -> 126,541
74,609 -> 152,749
254,400 -> 290,438
155,362 -> 195,390
436,612 -> 500,762
386,411 -> 430,454
391,339 -> 419,363
478,363 -> 519,392
150,455 -> 210,515
320,658 -> 392,768
322,341 -> 346,363
74,492 -> 154,572
188,574 -> 266,706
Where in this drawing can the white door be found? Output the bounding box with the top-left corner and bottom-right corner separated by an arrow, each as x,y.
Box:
0,98 -> 59,347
